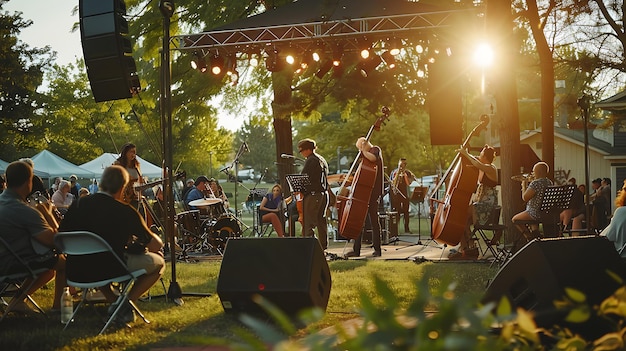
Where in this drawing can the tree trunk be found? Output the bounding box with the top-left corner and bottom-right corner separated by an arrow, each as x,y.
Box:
271,69 -> 295,195
487,0 -> 524,241
526,0 -> 555,180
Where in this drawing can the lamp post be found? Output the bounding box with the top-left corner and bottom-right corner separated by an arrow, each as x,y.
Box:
577,94 -> 591,234
209,151 -> 213,177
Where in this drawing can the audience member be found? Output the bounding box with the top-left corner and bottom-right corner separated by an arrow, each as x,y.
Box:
0,175 -> 5,194
601,179 -> 626,258
19,158 -> 46,196
79,188 -> 90,198
0,161 -> 66,314
512,161 -> 553,238
88,179 -> 98,194
258,184 -> 285,237
590,177 -> 609,231
59,165 -> 165,325
51,180 -> 74,214
69,175 -> 81,199
560,177 -> 585,235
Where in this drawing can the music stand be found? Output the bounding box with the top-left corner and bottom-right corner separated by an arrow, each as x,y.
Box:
286,174 -> 310,235
538,184 -> 576,236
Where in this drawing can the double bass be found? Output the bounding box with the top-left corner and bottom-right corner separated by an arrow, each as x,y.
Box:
336,107 -> 391,240
430,115 -> 489,246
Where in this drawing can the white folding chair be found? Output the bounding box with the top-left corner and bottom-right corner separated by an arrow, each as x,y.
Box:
54,231 -> 150,334
0,236 -> 49,320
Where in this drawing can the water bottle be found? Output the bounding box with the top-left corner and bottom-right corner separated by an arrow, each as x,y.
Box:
60,287 -> 73,324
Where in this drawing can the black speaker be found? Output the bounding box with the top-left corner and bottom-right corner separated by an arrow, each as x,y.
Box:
428,55 -> 463,145
483,236 -> 626,339
79,0 -> 141,102
217,237 -> 332,319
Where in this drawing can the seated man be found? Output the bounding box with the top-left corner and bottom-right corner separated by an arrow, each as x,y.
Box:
0,161 -> 66,313
512,161 -> 553,238
59,165 -> 165,324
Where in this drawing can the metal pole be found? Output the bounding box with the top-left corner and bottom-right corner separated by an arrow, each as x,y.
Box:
159,1 -> 182,304
578,95 -> 591,234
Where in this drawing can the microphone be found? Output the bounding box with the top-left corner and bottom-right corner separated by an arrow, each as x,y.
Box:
281,154 -> 296,159
243,142 -> 250,152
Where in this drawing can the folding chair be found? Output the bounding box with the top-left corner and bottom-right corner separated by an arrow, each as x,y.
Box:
254,205 -> 274,237
470,206 -> 507,264
0,236 -> 48,320
54,231 -> 150,335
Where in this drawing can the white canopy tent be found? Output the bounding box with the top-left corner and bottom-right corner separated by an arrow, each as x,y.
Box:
79,153 -> 163,179
31,150 -> 94,179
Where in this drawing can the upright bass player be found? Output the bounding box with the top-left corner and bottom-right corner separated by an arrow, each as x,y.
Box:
344,137 -> 384,258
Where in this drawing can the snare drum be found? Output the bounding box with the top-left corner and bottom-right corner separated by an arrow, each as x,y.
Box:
208,215 -> 241,251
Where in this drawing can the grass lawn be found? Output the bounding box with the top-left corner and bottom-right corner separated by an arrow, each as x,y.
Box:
0,255 -> 499,350
1,181 -> 499,350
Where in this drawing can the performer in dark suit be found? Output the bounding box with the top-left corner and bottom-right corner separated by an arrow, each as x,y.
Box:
298,138 -> 329,250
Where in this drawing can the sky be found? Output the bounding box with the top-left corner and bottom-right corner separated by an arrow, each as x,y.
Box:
4,0 -> 243,132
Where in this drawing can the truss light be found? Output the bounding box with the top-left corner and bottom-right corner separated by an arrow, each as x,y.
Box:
315,60 -> 333,78
389,38 -> 401,56
381,51 -> 396,69
359,54 -> 383,77
210,54 -> 224,75
190,52 -> 207,72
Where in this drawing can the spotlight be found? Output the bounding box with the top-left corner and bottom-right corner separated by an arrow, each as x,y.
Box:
359,54 -> 382,77
389,38 -> 401,56
249,53 -> 259,67
315,60 -> 333,79
228,69 -> 239,86
210,54 -> 225,75
312,50 -> 321,62
360,48 -> 371,60
381,51 -> 396,69
332,43 -> 343,67
265,48 -> 284,72
415,44 -> 424,54
190,52 -> 207,73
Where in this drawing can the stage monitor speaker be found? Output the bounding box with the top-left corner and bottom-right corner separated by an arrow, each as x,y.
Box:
483,236 -> 626,339
79,0 -> 141,102
217,237 -> 332,319
428,56 -> 463,145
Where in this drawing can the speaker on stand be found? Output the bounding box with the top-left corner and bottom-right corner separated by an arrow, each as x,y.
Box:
79,0 -> 141,102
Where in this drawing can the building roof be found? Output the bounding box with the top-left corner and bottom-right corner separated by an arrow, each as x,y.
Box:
595,90 -> 626,111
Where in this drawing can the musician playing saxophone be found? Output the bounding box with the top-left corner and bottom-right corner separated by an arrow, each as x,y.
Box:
449,145 -> 498,260
390,158 -> 416,233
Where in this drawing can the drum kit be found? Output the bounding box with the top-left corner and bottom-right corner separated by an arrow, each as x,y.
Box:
175,197 -> 243,256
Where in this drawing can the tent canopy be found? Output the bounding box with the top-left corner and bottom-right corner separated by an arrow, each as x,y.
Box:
31,150 -> 94,179
79,153 -> 163,179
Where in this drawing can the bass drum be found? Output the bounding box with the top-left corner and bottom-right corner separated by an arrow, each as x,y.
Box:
209,215 -> 241,252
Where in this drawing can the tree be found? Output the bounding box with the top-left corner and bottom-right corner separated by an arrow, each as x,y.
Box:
0,3 -> 54,160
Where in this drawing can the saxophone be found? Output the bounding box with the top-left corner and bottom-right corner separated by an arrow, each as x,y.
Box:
392,164 -> 406,194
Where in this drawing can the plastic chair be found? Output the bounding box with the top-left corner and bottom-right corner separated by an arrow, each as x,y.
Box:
255,205 -> 274,237
0,236 -> 48,320
53,231 -> 150,334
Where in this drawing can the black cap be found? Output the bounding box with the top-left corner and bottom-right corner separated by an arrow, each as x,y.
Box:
195,176 -> 209,186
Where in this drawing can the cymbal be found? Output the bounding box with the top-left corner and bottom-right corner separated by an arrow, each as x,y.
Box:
511,173 -> 531,182
188,198 -> 222,207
